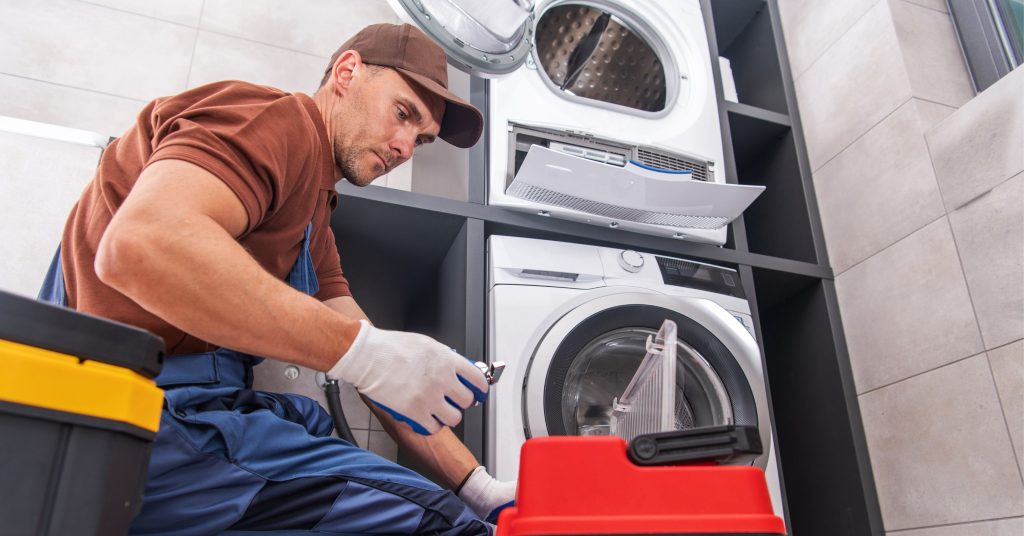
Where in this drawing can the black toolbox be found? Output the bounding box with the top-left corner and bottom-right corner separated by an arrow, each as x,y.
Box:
0,290 -> 164,535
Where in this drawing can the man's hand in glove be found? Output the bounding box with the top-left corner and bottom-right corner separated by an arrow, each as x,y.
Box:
458,466 -> 516,523
328,320 -> 488,434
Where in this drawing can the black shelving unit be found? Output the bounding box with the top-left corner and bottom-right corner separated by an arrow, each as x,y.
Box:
329,1 -> 883,534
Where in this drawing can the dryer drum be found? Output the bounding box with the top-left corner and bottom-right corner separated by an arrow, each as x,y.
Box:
534,4 -> 667,111
540,304 -> 759,438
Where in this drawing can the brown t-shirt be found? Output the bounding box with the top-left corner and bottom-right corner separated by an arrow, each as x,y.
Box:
62,81 -> 351,355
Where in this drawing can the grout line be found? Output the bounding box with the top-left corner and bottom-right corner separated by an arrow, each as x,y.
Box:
810,95 -> 914,175
184,0 -> 205,89
0,72 -> 147,103
74,0 -> 326,61
944,173 -> 1024,486
75,0 -> 199,29
833,211 -> 946,278
887,514 -> 1024,533
985,347 -> 1024,486
197,29 -> 328,60
791,0 -> 882,80
856,344 -> 984,397
897,0 -> 952,15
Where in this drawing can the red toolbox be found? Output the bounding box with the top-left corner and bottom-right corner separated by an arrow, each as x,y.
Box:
497,433 -> 786,535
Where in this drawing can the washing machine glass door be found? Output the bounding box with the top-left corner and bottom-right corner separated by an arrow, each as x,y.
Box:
390,0 -> 535,76
561,326 -> 733,437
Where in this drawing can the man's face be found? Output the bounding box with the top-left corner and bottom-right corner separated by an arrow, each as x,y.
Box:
329,65 -> 445,186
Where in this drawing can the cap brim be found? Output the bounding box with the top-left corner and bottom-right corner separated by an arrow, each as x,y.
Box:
396,69 -> 483,149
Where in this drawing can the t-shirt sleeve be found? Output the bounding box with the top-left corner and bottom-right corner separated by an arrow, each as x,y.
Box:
313,223 -> 351,301
145,88 -> 314,234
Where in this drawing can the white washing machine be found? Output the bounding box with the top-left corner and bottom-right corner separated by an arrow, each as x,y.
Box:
389,0 -> 765,244
486,235 -> 783,514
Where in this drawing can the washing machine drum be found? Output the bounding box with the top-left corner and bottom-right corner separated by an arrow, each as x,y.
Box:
524,304 -> 759,439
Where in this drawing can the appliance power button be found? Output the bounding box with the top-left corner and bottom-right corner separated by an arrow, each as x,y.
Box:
618,250 -> 645,273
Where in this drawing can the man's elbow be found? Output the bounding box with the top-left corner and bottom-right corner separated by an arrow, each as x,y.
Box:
94,222 -> 151,290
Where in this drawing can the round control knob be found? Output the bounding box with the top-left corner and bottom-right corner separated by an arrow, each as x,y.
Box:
618,250 -> 645,273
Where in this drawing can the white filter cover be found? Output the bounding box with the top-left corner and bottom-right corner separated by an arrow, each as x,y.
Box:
509,146 -> 765,229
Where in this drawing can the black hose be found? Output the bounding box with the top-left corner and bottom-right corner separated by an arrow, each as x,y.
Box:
323,379 -> 358,445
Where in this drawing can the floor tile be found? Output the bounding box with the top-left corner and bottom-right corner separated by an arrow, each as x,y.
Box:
949,174 -> 1024,349
836,218 -> 983,393
859,355 -> 1024,530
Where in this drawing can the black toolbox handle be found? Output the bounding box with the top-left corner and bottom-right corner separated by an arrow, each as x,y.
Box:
627,425 -> 763,466
0,290 -> 164,379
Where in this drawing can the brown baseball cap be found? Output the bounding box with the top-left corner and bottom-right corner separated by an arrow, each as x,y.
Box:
327,23 -> 483,148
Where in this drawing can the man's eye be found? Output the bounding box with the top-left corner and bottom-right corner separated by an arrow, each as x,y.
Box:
397,108 -> 408,120
415,138 -> 423,147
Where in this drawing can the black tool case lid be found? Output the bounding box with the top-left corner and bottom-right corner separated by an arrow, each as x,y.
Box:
0,290 -> 164,379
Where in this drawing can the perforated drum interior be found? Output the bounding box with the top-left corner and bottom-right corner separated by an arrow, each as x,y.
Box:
535,4 -> 668,112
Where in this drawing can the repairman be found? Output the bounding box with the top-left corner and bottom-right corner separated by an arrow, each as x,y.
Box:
38,23 -> 514,535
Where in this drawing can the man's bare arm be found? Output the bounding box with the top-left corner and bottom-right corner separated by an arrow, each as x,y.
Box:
96,159 -> 361,371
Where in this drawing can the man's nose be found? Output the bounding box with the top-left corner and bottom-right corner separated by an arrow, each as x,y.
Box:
390,133 -> 416,162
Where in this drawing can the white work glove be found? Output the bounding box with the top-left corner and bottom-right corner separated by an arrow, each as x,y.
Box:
458,466 -> 517,524
328,320 -> 488,435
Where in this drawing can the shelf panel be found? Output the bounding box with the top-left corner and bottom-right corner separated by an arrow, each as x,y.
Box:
336,182 -> 831,278
748,270 -> 885,536
711,0 -> 788,115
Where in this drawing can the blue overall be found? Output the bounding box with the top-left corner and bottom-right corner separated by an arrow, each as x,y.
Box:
39,225 -> 491,535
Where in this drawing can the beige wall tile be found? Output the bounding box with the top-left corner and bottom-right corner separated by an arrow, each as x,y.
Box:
188,31 -> 326,94
0,0 -> 194,101
351,428 -> 370,449
795,1 -> 913,170
988,340 -> 1024,475
368,430 -> 398,461
860,355 -> 1024,531
949,174 -> 1024,349
927,66 -> 1024,210
251,361 -> 372,430
890,516 -> 1024,535
776,0 -> 878,77
911,99 -> 956,131
201,0 -> 399,58
814,100 -> 945,273
890,0 -> 974,107
80,0 -> 204,26
836,218 -> 983,393
0,132 -> 102,297
0,74 -> 144,137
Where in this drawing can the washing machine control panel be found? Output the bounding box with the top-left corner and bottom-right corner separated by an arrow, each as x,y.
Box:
655,257 -> 746,299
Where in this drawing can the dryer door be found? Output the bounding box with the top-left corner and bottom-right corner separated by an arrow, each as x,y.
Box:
388,0 -> 534,76
521,292 -> 769,466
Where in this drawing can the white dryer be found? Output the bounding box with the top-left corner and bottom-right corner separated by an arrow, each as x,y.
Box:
388,0 -> 764,244
486,235 -> 783,514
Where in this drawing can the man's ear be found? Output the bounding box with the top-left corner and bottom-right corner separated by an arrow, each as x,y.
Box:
329,50 -> 364,95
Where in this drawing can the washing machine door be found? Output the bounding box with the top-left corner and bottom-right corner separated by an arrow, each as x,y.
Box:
388,0 -> 535,76
521,291 -> 769,466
